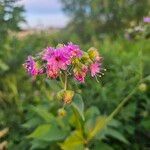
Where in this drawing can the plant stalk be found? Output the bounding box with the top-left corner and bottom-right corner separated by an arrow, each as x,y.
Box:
64,72 -> 67,90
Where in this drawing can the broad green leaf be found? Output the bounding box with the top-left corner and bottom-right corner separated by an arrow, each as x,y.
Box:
0,59 -> 9,71
22,117 -> 42,129
30,139 -> 49,150
140,119 -> 150,129
93,142 -> 114,150
59,130 -> 84,150
85,106 -> 100,120
87,116 -> 107,141
84,117 -> 98,137
105,128 -> 129,144
30,105 -> 55,123
28,124 -> 67,141
107,119 -> 121,128
72,94 -> 85,120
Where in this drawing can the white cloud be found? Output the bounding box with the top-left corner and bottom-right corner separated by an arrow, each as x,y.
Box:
18,0 -> 70,28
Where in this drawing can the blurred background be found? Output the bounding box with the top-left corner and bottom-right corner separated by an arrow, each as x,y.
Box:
0,0 -> 150,149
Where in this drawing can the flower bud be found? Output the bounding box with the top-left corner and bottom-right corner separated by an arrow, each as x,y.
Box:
138,83 -> 147,92
56,43 -> 64,48
63,90 -> 75,104
56,90 -> 65,101
88,47 -> 100,61
72,58 -> 80,65
81,52 -> 91,64
58,108 -> 66,117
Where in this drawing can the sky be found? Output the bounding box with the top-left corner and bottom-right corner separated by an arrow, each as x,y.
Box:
18,0 -> 70,29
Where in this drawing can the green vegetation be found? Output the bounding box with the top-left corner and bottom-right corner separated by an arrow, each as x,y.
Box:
0,0 -> 150,149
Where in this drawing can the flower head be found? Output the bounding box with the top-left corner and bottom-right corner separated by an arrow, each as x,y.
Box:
88,47 -> 101,62
65,42 -> 83,58
23,56 -> 38,76
24,43 -> 104,83
143,17 -> 150,23
74,65 -> 88,83
42,47 -> 55,61
90,62 -> 101,77
47,63 -> 59,79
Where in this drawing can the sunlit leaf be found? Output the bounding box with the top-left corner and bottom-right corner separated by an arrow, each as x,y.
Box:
0,59 -> 9,71
87,116 -> 107,141
59,130 -> 84,150
28,124 -> 67,141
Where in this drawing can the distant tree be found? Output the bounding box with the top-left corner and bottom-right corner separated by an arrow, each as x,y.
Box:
60,0 -> 150,41
0,0 -> 25,43
0,0 -> 25,72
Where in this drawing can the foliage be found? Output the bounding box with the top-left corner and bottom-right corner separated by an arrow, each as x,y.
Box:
0,0 -> 25,42
0,32 -> 149,149
0,1 -> 150,149
60,0 -> 150,41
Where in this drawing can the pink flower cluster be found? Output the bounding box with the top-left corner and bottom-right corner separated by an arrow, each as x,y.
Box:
23,43 -> 103,83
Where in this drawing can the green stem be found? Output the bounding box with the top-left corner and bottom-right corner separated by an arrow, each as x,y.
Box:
106,85 -> 138,122
59,73 -> 64,88
107,75 -> 149,122
64,72 -> 67,90
87,75 -> 149,142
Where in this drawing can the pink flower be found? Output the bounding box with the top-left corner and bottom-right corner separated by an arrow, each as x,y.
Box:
47,63 -> 59,79
74,66 -> 88,83
43,46 -> 71,70
42,47 -> 55,61
23,56 -> 38,76
90,62 -> 101,77
50,48 -> 71,70
143,17 -> 150,23
65,42 -> 83,58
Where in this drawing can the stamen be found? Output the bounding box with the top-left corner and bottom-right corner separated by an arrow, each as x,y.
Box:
95,76 -> 100,83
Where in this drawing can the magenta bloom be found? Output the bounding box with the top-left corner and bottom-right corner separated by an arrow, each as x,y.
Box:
23,56 -> 38,76
24,42 -> 104,83
74,66 -> 88,83
42,47 -> 55,61
143,17 -> 150,23
90,62 -> 101,77
49,48 -> 71,70
47,63 -> 59,79
65,42 -> 83,58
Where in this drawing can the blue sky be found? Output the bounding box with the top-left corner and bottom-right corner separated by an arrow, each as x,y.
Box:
19,0 -> 70,29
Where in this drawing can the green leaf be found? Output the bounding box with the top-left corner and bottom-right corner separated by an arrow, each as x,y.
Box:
105,128 -> 129,144
30,105 -> 55,123
28,124 -> 67,142
107,119 -> 121,128
87,116 -> 107,140
85,106 -> 100,120
0,59 -> 9,71
72,94 -> 85,121
22,117 -> 42,129
30,139 -> 49,150
140,119 -> 150,129
59,130 -> 84,150
93,142 -> 114,150
84,117 -> 97,136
